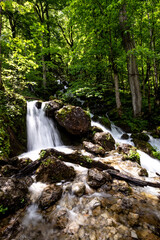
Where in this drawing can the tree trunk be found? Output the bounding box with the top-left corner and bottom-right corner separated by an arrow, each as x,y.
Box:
0,4 -> 3,90
119,4 -> 142,117
114,70 -> 122,116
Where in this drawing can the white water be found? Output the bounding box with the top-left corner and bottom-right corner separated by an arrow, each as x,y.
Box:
20,101 -> 63,160
91,120 -> 160,176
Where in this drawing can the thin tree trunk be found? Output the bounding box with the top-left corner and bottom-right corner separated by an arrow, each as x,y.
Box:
119,4 -> 142,117
114,71 -> 122,116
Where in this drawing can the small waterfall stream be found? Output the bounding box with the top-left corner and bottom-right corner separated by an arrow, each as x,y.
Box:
91,120 -> 160,176
20,101 -> 63,160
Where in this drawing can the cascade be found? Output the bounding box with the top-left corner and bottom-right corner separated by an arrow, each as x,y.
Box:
20,101 -> 63,160
91,120 -> 160,176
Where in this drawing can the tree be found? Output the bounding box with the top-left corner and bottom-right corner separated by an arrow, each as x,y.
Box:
119,3 -> 142,117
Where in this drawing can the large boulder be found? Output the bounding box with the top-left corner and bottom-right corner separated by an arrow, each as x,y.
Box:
55,105 -> 91,135
36,156 -> 76,183
93,132 -> 115,151
133,139 -> 154,156
0,177 -> 32,218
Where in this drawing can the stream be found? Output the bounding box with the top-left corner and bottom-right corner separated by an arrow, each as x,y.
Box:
3,101 -> 160,240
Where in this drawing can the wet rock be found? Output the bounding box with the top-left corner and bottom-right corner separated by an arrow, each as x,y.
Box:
55,105 -> 91,135
72,182 -> 85,197
44,100 -> 63,117
93,132 -> 115,151
0,165 -> 19,177
131,132 -> 150,142
38,184 -> 62,210
83,141 -> 105,156
121,133 -> 129,139
133,139 -> 154,156
112,180 -> 132,195
36,156 -> 76,184
128,212 -> 139,226
35,101 -> 42,109
136,229 -> 160,240
117,143 -> 134,155
55,208 -> 68,229
0,177 -> 32,218
118,143 -> 140,164
138,168 -> 148,177
87,198 -> 102,216
87,168 -> 106,189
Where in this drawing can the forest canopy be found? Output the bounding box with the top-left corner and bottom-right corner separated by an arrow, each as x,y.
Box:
0,0 -> 160,119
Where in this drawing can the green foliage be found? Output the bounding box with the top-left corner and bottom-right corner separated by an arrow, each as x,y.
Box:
0,90 -> 26,157
152,151 -> 160,160
0,205 -> 8,215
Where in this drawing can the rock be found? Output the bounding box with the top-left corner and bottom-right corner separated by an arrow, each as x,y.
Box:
93,132 -> 115,151
121,133 -> 129,139
112,180 -> 132,195
98,116 -> 111,130
72,182 -> 85,197
0,177 -> 32,218
38,184 -> 62,210
36,156 -> 76,183
128,212 -> 139,226
44,100 -> 63,117
136,229 -> 160,240
55,208 -> 68,229
131,132 -> 150,142
87,198 -> 102,216
55,105 -> 91,135
0,164 -> 19,177
35,101 -> 42,109
83,141 -> 105,156
87,168 -> 106,189
117,143 -> 140,164
133,139 -> 154,156
138,168 -> 148,177
117,143 -> 134,155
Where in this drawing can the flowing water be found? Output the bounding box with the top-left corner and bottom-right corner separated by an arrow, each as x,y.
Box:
5,102 -> 160,239
91,120 -> 160,176
20,101 -> 63,160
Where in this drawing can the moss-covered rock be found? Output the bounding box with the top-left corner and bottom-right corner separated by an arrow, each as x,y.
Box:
133,139 -> 154,156
44,99 -> 63,118
55,105 -> 91,135
36,156 -> 76,183
0,90 -> 27,158
93,132 -> 115,151
131,132 -> 149,142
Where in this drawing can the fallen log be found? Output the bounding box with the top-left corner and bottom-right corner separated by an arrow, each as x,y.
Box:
14,148 -> 160,189
106,169 -> 160,188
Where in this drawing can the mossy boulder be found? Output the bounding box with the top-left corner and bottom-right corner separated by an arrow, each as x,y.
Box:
99,116 -> 111,130
93,132 -> 115,151
44,99 -> 63,118
133,139 -> 154,156
55,105 -> 91,135
131,133 -> 149,142
36,156 -> 76,183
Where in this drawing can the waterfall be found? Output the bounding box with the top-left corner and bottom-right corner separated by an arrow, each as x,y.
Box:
19,101 -> 63,160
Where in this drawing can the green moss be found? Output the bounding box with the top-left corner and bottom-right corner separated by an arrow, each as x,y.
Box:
0,90 -> 27,157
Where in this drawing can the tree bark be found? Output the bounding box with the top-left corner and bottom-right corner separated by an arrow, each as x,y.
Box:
0,4 -> 3,90
119,4 -> 142,117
